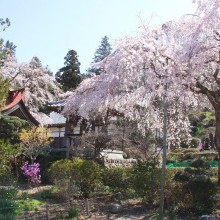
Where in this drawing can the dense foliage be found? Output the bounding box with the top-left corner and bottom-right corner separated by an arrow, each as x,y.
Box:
0,115 -> 28,144
0,140 -> 22,184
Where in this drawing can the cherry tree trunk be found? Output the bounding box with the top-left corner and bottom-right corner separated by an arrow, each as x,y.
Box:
215,110 -> 220,185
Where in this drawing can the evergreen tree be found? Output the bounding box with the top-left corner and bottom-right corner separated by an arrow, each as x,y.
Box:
0,115 -> 28,144
0,18 -> 10,32
0,39 -> 9,66
30,56 -> 53,76
88,36 -> 112,75
55,50 -> 81,91
5,40 -> 16,55
0,18 -> 10,62
30,56 -> 42,68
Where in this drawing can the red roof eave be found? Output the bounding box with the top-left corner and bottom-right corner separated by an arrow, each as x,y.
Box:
2,88 -> 25,111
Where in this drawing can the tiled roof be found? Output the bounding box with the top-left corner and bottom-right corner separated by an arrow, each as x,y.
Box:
46,99 -> 67,107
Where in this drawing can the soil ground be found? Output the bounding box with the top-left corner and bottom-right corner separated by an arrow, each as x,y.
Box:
16,186 -> 214,220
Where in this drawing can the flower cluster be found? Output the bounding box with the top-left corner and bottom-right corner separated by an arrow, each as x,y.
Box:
21,161 -> 41,184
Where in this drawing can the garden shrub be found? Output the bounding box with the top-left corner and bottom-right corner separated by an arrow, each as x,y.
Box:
0,168 -> 12,185
190,137 -> 201,148
39,189 -> 54,199
68,205 -> 79,219
0,199 -> 17,215
0,213 -> 16,220
0,139 -> 23,185
167,161 -> 217,214
0,187 -> 18,200
188,175 -> 215,212
49,158 -> 81,200
131,160 -> 161,202
74,159 -> 103,198
0,187 -> 18,219
102,166 -> 133,198
38,151 -> 66,184
49,158 -> 103,199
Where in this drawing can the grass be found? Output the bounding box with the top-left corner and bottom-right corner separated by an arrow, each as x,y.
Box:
15,198 -> 46,215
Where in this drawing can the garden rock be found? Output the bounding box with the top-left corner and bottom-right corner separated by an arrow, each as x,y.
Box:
199,215 -> 217,220
110,203 -> 123,214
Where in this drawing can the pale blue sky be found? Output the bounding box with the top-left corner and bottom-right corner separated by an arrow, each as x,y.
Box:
0,0 -> 195,74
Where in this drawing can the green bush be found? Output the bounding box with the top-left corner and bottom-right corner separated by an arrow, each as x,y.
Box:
75,159 -> 103,198
38,151 -> 66,184
68,205 -> 79,219
0,199 -> 17,215
188,175 -> 215,211
49,158 -> 103,199
168,162 -> 217,214
0,187 -> 18,200
190,137 -> 201,148
131,160 -> 161,202
0,187 -> 18,219
102,167 -> 133,197
40,189 -> 53,199
0,213 -> 16,220
49,158 -> 82,200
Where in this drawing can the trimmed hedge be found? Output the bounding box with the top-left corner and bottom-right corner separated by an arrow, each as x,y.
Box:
167,149 -> 218,163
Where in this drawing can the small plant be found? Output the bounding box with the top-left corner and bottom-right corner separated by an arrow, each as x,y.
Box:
20,192 -> 29,200
0,199 -> 17,215
0,187 -> 18,200
0,213 -> 16,220
68,205 -> 79,219
16,198 -> 46,214
40,189 -> 53,199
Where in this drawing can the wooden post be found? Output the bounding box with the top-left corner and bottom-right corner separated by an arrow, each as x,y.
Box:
65,119 -> 70,158
159,82 -> 168,218
46,205 -> 49,220
85,198 -> 89,215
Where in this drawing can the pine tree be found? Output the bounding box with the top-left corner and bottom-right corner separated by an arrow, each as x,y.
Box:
5,40 -> 16,55
0,115 -> 28,144
55,50 -> 81,91
30,56 -> 42,68
88,36 -> 112,75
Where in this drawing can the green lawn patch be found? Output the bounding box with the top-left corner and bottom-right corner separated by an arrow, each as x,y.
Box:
15,198 -> 46,215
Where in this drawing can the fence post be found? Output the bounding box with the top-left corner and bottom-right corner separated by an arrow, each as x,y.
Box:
46,205 -> 49,220
85,198 -> 89,215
